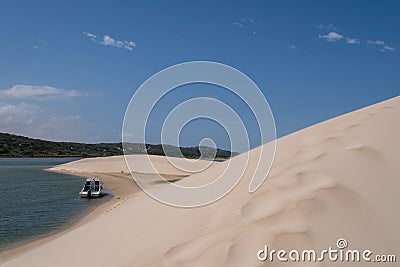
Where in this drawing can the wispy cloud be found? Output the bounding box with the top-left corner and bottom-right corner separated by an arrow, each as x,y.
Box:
0,102 -> 40,134
0,85 -> 84,100
246,17 -> 255,24
233,22 -> 243,28
367,40 -> 385,46
383,45 -> 396,52
367,39 -> 396,52
83,31 -> 97,41
31,40 -> 44,49
288,45 -> 296,49
233,17 -> 255,28
316,26 -> 396,52
0,101 -> 87,142
0,102 -> 39,123
314,24 -> 336,31
346,37 -> 360,45
318,32 -> 344,42
83,32 -> 136,51
0,86 -> 105,142
101,35 -> 136,51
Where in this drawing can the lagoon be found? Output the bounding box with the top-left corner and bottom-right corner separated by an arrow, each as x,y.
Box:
0,158 -> 108,251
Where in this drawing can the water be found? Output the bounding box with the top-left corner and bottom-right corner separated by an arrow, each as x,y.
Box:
0,158 -> 109,251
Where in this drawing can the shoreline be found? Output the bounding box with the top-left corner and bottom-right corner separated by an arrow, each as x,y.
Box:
0,160 -> 191,265
0,156 -> 231,161
0,168 -> 139,264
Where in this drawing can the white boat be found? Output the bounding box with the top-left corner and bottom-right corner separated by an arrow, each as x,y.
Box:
79,178 -> 103,198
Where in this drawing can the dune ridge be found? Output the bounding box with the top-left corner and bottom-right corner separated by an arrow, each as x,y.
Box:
1,96 -> 399,266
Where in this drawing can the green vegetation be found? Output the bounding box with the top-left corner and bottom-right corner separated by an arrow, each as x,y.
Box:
0,132 -> 238,159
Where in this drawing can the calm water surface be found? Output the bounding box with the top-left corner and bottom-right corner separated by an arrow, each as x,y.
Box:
0,158 -> 109,251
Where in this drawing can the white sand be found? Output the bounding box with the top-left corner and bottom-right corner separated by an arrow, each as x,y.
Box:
46,154 -> 219,200
1,96 -> 399,266
49,154 -> 215,176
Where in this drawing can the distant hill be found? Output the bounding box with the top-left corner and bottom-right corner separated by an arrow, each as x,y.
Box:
0,132 -> 238,159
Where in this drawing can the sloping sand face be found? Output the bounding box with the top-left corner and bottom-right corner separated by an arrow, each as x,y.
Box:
2,97 -> 399,267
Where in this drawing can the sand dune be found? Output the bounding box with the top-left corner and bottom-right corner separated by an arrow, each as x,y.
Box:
49,154 -> 216,177
47,155 -> 219,200
1,96 -> 399,266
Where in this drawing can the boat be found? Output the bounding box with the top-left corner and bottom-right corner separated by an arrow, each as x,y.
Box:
79,178 -> 103,198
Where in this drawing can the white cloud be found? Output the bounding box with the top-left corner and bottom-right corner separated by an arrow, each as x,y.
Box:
0,102 -> 40,133
314,24 -> 336,31
316,28 -> 396,53
367,40 -> 385,46
0,101 -> 89,142
288,45 -> 296,49
346,37 -> 360,44
83,31 -> 97,41
318,32 -> 344,42
383,45 -> 396,51
83,32 -> 136,51
0,102 -> 39,119
0,90 -> 111,142
102,35 -> 114,46
246,17 -> 255,24
101,35 -> 136,51
366,40 -> 396,52
0,85 -> 83,100
233,22 -> 243,28
233,17 -> 255,28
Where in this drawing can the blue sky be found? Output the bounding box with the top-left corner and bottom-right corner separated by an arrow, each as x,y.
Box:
0,0 -> 399,151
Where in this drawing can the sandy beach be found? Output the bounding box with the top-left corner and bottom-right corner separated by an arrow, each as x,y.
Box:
0,155 -> 213,263
1,96 -> 399,266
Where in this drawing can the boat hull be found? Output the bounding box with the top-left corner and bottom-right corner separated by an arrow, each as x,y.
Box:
79,191 -> 102,198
